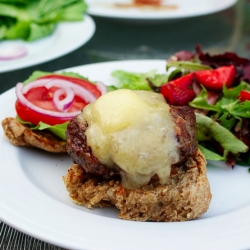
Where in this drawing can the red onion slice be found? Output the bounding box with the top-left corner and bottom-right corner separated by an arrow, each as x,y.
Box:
22,78 -> 97,103
0,46 -> 28,60
53,87 -> 74,111
22,79 -> 53,94
96,81 -> 107,95
16,83 -> 80,119
45,79 -> 97,103
16,77 -> 100,121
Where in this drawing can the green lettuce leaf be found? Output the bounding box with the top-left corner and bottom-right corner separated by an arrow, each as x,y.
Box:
217,113 -> 238,131
0,0 -> 87,41
33,121 -> 68,140
16,116 -> 68,140
195,113 -> 248,157
0,3 -> 22,18
0,0 -> 31,5
26,22 -> 55,41
189,86 -> 220,112
190,82 -> 250,121
110,69 -> 168,91
166,61 -> 211,72
198,144 -> 225,161
4,20 -> 30,39
23,70 -> 90,84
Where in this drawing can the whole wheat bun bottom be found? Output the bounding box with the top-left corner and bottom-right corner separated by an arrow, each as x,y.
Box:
62,149 -> 212,222
2,117 -> 66,153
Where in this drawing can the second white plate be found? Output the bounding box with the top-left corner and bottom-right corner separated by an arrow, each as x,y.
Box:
0,15 -> 95,73
86,0 -> 237,20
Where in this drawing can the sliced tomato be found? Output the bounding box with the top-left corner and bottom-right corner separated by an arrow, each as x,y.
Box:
15,100 -> 70,125
39,75 -> 102,98
195,65 -> 235,91
23,86 -> 87,112
239,90 -> 250,102
15,75 -> 95,126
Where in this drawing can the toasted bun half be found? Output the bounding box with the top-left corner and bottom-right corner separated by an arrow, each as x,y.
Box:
62,149 -> 212,222
2,117 -> 66,153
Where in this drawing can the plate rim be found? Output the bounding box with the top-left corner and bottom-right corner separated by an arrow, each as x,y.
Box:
0,15 -> 95,73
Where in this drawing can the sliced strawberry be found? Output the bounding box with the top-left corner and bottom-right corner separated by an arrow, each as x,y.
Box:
195,65 -> 235,91
170,72 -> 195,88
239,90 -> 250,102
160,72 -> 196,105
160,83 -> 196,106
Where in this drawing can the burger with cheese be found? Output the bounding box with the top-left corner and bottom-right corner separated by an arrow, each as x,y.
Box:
63,89 -> 212,222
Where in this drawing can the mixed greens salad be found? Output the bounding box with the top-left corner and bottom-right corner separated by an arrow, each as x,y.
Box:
0,0 -> 87,41
109,46 -> 250,167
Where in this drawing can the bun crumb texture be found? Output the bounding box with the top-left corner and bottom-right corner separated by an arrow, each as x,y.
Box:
63,149 -> 212,222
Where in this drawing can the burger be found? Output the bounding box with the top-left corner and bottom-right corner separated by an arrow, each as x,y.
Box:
63,89 -> 212,222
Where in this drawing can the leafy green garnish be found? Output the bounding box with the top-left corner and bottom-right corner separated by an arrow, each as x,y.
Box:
190,82 -> 250,125
109,70 -> 168,91
0,0 -> 87,41
217,113 -> 238,131
189,86 -> 219,112
195,113 -> 248,157
166,68 -> 182,82
16,116 -> 68,140
23,70 -> 89,84
34,122 -> 68,140
198,144 -> 225,161
166,61 -> 211,72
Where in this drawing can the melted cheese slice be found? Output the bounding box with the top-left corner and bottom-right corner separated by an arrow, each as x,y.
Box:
80,89 -> 180,189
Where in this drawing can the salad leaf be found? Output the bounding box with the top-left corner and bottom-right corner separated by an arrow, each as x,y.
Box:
189,86 -> 220,112
166,68 -> 182,81
33,122 -> 68,140
0,0 -> 87,41
0,0 -> 30,5
195,113 -> 248,156
190,83 -> 250,120
222,81 -> 246,98
28,0 -> 86,23
198,145 -> 225,161
26,22 -> 55,41
16,116 -> 68,140
23,70 -> 89,84
229,101 -> 250,118
5,21 -> 31,40
110,70 -> 168,91
217,113 -> 238,131
166,61 -> 211,72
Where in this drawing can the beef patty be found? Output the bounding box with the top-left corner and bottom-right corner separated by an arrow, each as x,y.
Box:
66,105 -> 197,180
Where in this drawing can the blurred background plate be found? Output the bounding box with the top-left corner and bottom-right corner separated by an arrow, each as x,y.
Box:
0,15 -> 95,73
86,0 -> 237,20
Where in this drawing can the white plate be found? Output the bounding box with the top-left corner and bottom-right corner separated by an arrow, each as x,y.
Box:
86,0 -> 237,20
0,60 -> 250,250
0,15 -> 95,73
